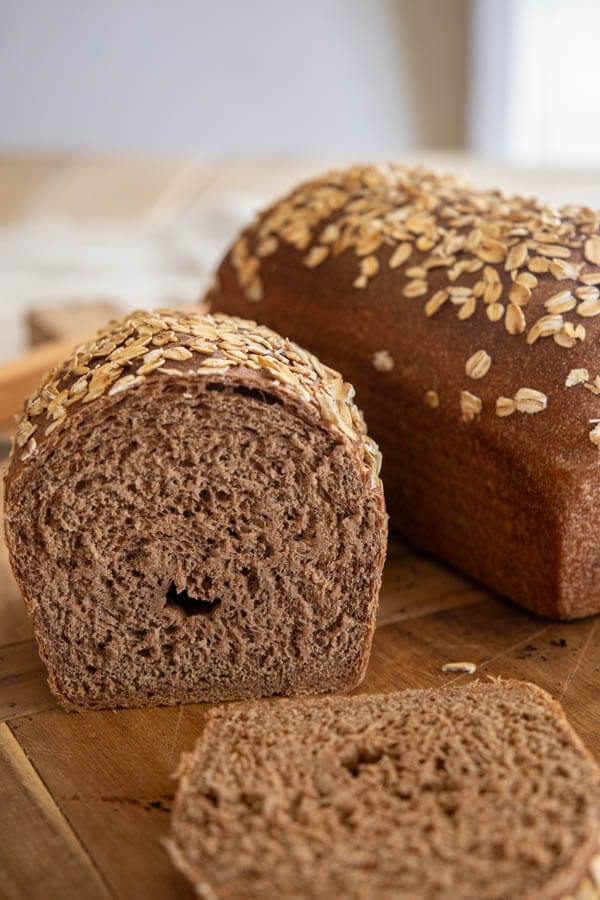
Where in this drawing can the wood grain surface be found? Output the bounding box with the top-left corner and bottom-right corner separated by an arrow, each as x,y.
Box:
2,156 -> 600,900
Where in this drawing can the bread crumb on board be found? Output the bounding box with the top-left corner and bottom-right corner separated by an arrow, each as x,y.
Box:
442,661 -> 477,674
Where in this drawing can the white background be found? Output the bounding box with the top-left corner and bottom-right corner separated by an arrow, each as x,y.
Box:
0,0 -> 469,157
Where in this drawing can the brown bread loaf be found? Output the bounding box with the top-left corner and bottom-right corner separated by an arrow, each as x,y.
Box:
207,164 -> 600,619
3,309 -> 386,709
168,681 -> 600,900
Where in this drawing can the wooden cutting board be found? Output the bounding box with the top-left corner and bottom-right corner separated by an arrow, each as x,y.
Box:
2,156 -> 600,900
3,518 -> 600,900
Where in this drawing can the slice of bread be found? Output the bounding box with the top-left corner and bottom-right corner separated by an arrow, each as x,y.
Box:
4,310 -> 386,709
168,681 -> 600,900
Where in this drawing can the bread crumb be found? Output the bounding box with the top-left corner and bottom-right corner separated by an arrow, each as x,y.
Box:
442,661 -> 477,674
371,350 -> 394,373
425,389 -> 439,408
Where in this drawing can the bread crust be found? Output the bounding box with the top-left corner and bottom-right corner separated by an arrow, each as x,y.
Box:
208,164 -> 600,618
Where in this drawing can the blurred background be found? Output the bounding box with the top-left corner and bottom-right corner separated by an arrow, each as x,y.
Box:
1,0 -> 600,362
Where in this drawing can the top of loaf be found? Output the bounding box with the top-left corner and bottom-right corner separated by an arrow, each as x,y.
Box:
12,309 -> 382,484
216,163 -> 600,449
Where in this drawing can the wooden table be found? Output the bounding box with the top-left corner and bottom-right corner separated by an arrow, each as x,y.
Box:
2,155 -> 600,900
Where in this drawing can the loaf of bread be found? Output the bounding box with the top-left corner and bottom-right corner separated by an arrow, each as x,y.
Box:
3,309 -> 386,709
168,680 -> 600,900
207,164 -> 600,619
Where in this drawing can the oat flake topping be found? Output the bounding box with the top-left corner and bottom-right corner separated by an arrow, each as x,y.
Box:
223,163 -> 600,449
13,309 -> 382,485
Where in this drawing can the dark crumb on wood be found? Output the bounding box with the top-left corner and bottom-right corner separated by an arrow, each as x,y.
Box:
550,638 -> 568,648
148,799 -> 171,813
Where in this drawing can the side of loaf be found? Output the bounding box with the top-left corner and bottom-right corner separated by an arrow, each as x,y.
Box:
168,680 -> 600,900
3,309 -> 386,709
208,164 -> 600,618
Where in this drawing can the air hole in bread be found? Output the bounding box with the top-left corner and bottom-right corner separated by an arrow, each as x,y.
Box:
341,745 -> 384,777
166,582 -> 222,617
233,385 -> 281,406
205,381 -> 281,406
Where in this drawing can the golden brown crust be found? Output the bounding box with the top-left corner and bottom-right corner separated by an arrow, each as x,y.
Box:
8,309 -> 381,489
208,164 -> 600,618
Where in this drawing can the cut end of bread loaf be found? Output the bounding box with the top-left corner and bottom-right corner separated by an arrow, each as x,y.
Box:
3,310 -> 386,709
168,681 -> 600,900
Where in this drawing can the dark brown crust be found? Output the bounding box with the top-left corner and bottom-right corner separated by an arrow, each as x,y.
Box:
208,165 -> 600,619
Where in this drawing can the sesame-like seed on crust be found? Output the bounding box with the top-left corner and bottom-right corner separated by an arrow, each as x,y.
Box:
554,322 -> 586,349
256,236 -> 278,257
388,242 -> 412,269
371,350 -> 394,373
514,388 -> 547,414
460,390 -> 482,423
581,271 -> 600,285
584,378 -> 600,396
424,289 -> 448,318
585,236 -> 600,265
303,245 -> 329,268
163,346 -> 194,361
495,389 -> 546,417
425,390 -> 439,408
496,397 -> 516,417
575,286 -> 600,301
457,296 -> 477,320
514,271 -> 537,289
505,303 -> 526,335
483,280 -> 502,305
527,314 -> 564,344
245,277 -> 264,303
566,368 -> 590,387
505,241 -> 528,271
486,302 -> 504,323
550,259 -> 583,281
577,298 -> 600,318
545,291 -> 576,314
465,350 -> 491,380
528,256 -> 550,273
508,282 -> 531,306
403,279 -> 428,299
